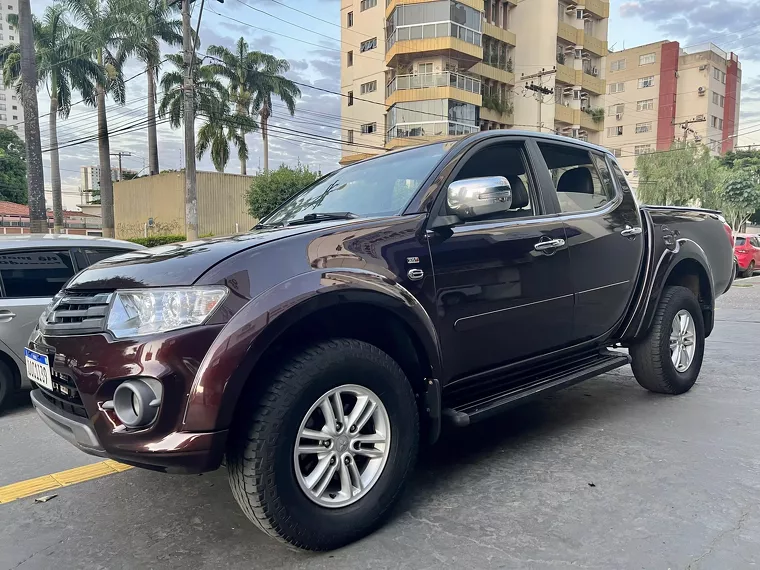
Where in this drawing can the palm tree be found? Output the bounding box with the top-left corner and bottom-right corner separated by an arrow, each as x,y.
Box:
249,53 -> 300,173
127,0 -> 181,175
196,99 -> 257,172
0,6 -> 104,232
206,39 -> 260,175
158,53 -> 226,127
64,0 -> 132,238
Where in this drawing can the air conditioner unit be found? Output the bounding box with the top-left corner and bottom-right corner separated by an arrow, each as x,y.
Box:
582,52 -> 592,60
698,87 -> 706,95
699,64 -> 708,71
694,135 -> 702,143
583,13 -> 594,21
696,114 -> 706,121
591,67 -> 599,76
616,113 -> 623,121
580,91 -> 589,99
565,4 -> 577,12
563,86 -> 574,95
579,129 -> 588,136
565,46 -> 577,55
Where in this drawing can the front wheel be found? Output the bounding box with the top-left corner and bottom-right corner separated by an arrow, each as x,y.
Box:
227,339 -> 419,550
744,261 -> 755,278
630,286 -> 705,395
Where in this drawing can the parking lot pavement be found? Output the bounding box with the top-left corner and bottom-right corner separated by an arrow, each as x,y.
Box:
2,280 -> 760,569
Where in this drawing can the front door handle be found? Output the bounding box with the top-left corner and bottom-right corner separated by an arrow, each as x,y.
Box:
534,238 -> 566,251
621,225 -> 643,237
0,310 -> 15,322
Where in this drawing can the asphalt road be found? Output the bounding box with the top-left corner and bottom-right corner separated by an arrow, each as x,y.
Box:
2,277 -> 760,569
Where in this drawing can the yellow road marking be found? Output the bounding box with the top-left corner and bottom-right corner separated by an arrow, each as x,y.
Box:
0,460 -> 132,505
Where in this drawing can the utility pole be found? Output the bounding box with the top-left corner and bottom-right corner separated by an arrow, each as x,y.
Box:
676,115 -> 707,144
110,151 -> 133,181
522,68 -> 556,133
18,0 -> 47,234
181,0 -> 198,241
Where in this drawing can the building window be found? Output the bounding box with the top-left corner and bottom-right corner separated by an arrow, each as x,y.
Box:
360,0 -> 377,10
11,115 -> 16,120
0,94 -> 4,100
713,68 -> 726,84
607,126 -> 623,137
386,2 -> 483,51
635,144 -> 652,155
610,59 -> 626,72
0,114 -> 5,121
611,148 -> 622,158
361,122 -> 377,134
347,11 -> 353,27
576,9 -> 583,19
8,35 -> 12,40
608,103 -> 624,116
347,91 -> 353,106
11,96 -> 16,100
11,105 -> 16,110
713,92 -> 725,107
637,99 -> 654,111
609,82 -> 625,94
711,115 -> 724,130
638,76 -> 654,88
360,80 -> 377,94
347,129 -> 354,144
635,122 -> 652,133
0,104 -> 5,111
639,53 -> 656,65
347,50 -> 353,67
360,37 -> 377,52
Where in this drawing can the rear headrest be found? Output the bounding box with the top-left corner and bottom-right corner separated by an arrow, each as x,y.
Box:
506,176 -> 529,209
557,167 -> 594,194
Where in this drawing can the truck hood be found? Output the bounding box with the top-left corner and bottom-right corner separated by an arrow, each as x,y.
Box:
66,220 -> 360,291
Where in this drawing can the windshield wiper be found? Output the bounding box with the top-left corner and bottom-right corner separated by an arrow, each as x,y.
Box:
253,221 -> 284,230
286,212 -> 358,226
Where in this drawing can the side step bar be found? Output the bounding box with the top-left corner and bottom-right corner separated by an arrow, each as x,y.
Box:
442,349 -> 630,427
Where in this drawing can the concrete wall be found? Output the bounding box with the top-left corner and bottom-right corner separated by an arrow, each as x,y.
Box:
114,171 -> 256,239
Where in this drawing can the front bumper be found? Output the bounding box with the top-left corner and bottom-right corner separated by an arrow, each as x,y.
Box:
28,325 -> 229,474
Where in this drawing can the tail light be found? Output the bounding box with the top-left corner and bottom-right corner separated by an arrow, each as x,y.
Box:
717,215 -> 733,246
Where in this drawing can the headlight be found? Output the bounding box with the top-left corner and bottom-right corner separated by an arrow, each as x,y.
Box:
106,286 -> 227,338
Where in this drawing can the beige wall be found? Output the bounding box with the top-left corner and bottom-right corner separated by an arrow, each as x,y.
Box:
114,171 -> 256,239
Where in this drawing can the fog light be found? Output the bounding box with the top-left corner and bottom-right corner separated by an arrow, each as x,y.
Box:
107,378 -> 163,428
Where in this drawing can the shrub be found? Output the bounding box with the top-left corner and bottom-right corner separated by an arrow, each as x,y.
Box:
246,164 -> 321,220
127,234 -> 186,247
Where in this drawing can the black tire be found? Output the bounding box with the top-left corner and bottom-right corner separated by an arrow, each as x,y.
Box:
630,286 -> 705,395
0,360 -> 13,412
227,338 -> 419,551
744,261 -> 755,278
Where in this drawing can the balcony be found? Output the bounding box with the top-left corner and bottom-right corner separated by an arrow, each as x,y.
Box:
386,33 -> 482,69
582,33 -> 608,57
480,94 -> 514,124
385,71 -> 483,107
471,62 -> 515,85
555,103 -> 575,124
556,63 -> 576,85
578,109 -> 603,131
557,21 -> 578,44
577,0 -> 610,19
386,0 -> 483,18
579,70 -> 605,94
385,122 -> 479,150
482,21 -> 516,46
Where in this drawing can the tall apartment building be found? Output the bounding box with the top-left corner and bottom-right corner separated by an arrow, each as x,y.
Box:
339,0 -> 610,165
602,41 -> 741,185
80,165 -> 138,203
0,0 -> 25,141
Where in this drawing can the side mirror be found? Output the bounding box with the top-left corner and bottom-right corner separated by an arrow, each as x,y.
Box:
446,176 -> 513,221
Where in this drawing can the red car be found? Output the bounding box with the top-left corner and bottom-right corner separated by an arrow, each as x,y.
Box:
734,234 -> 760,277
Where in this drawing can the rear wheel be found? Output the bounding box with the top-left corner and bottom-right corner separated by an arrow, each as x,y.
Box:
0,360 -> 14,412
227,338 -> 419,550
630,286 -> 705,395
744,261 -> 755,278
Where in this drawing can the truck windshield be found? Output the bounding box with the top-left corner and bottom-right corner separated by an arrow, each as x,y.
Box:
261,143 -> 448,227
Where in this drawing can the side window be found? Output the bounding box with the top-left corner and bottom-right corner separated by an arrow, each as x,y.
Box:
751,237 -> 760,248
451,143 -> 536,220
609,160 -> 634,194
0,250 -> 76,298
84,248 -> 129,266
537,143 -> 615,213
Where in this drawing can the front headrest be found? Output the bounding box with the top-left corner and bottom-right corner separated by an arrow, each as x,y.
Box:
506,176 -> 529,209
557,167 -> 594,194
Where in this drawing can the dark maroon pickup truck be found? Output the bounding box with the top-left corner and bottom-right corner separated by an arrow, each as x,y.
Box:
27,132 -> 733,550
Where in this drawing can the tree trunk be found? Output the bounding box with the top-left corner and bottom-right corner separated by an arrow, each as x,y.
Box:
18,0 -> 47,233
49,88 -> 64,233
261,105 -> 270,174
237,100 -> 247,175
97,48 -> 115,238
147,66 -> 159,175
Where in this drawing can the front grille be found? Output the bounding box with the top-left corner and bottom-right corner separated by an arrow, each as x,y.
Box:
42,291 -> 112,335
38,370 -> 89,418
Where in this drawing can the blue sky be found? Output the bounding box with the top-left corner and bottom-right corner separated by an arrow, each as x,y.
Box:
29,0 -> 760,207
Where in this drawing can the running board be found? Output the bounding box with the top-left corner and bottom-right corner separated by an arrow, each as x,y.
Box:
442,349 -> 630,427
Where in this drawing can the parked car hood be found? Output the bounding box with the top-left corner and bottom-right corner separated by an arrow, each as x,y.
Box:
65,220 -> 360,291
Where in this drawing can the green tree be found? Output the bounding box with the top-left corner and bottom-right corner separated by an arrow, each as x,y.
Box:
636,143 -> 722,208
126,0 -> 181,175
206,38 -> 261,174
0,6 -> 104,232
196,100 -> 257,172
158,53 -> 226,127
64,0 -> 132,238
720,160 -> 760,231
246,164 -> 319,220
0,129 -> 28,204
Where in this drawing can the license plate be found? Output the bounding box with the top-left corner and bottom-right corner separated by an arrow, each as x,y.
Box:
25,348 -> 53,391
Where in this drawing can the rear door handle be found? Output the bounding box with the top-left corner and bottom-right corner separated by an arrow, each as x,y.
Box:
0,310 -> 16,322
621,225 -> 642,237
534,238 -> 566,251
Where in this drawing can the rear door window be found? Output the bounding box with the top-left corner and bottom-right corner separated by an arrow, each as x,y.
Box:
0,250 -> 76,298
735,237 -> 746,246
83,248 -> 131,266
